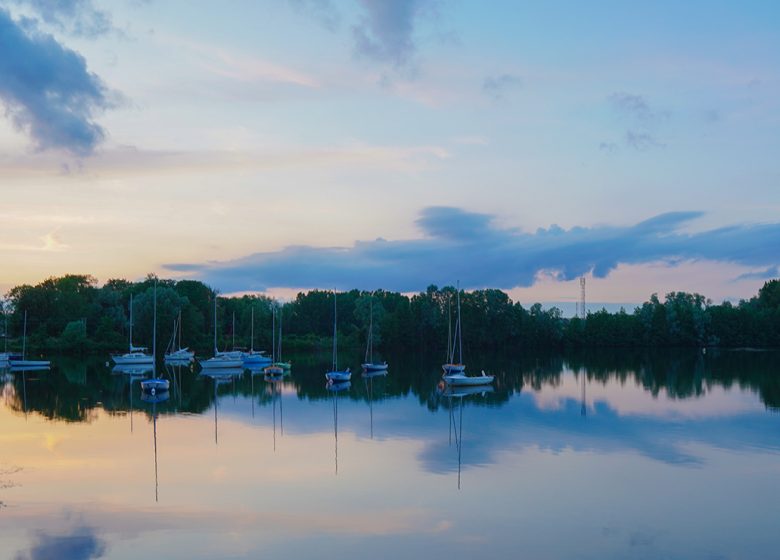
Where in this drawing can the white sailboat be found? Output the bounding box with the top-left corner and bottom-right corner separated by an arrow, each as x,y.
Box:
325,290 -> 351,383
361,292 -> 388,372
243,307 -> 271,365
442,282 -> 494,386
273,306 -> 291,371
0,313 -> 15,367
164,310 -> 194,362
141,282 -> 170,395
264,306 -> 284,376
112,294 -> 154,366
10,311 -> 51,369
200,296 -> 243,369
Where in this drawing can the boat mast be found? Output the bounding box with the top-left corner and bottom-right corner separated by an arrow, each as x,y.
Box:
129,294 -> 134,352
332,290 -> 338,372
178,310 -> 182,351
278,307 -> 283,362
213,295 -> 218,356
250,307 -> 255,352
366,293 -> 373,364
271,306 -> 276,363
447,298 -> 452,363
232,312 -> 235,351
152,281 -> 157,376
22,310 -> 27,360
456,280 -> 462,365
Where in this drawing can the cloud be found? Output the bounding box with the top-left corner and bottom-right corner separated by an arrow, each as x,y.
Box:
14,525 -> 106,560
607,92 -> 668,151
608,92 -> 668,123
482,73 -> 522,100
165,207 -> 780,294
734,266 -> 779,282
0,8 -> 114,155
287,0 -> 340,32
624,130 -> 664,150
9,0 -> 112,37
351,0 -> 432,68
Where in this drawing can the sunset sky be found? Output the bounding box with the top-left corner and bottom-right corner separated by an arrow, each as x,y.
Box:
1,0 -> 778,307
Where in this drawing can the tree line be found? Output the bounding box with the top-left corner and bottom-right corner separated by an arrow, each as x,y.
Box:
1,274 -> 779,355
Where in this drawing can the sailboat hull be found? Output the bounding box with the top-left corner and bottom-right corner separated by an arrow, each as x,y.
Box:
113,353 -> 153,365
443,373 -> 495,386
199,357 -> 243,369
326,371 -> 351,382
362,362 -> 388,372
10,359 -> 50,368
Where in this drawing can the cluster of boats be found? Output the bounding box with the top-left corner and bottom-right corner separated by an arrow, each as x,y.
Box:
0,311 -> 51,372
4,282 -> 493,391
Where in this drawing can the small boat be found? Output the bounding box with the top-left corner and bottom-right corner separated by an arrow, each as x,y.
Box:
264,307 -> 285,376
141,282 -> 170,396
10,311 -> 50,369
243,307 -> 271,365
199,296 -> 244,370
112,294 -> 153,365
361,292 -> 388,372
325,290 -> 351,383
443,370 -> 495,386
0,315 -> 14,367
272,306 -> 291,371
164,311 -> 194,362
441,282 -> 494,386
441,289 -> 464,374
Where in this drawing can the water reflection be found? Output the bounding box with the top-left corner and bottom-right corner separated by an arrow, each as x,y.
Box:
2,349 -> 780,559
327,380 -> 350,475
141,389 -> 169,503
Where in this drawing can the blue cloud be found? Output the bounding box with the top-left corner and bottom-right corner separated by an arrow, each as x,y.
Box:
0,8 -> 113,155
352,0 -> 432,68
164,207 -> 780,293
608,92 -> 669,151
482,73 -> 522,100
734,266 -> 779,282
9,0 -> 112,37
14,525 -> 106,560
288,0 -> 340,32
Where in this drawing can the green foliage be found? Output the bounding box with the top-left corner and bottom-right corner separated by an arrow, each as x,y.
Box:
3,276 -> 780,355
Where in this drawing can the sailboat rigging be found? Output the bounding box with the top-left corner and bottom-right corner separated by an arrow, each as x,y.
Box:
441,282 -> 494,386
141,281 -> 170,395
361,292 -> 388,372
325,290 -> 351,382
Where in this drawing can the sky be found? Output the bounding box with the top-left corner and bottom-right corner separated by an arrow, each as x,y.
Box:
1,0 -> 779,307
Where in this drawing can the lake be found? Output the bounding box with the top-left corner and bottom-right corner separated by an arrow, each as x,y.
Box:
1,348 -> 779,559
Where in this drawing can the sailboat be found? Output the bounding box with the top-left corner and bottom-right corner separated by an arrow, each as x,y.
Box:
112,294 -> 154,366
325,290 -> 351,382
10,311 -> 51,369
263,306 -> 284,376
361,292 -> 387,372
243,307 -> 271,366
442,282 -> 494,386
273,306 -> 291,371
164,310 -> 194,362
0,313 -> 16,368
141,282 -> 170,395
199,296 -> 243,369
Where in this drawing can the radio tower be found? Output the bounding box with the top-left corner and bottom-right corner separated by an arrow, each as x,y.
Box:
579,276 -> 586,319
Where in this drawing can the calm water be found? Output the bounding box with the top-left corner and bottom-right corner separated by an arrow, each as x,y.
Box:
1,349 -> 779,560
